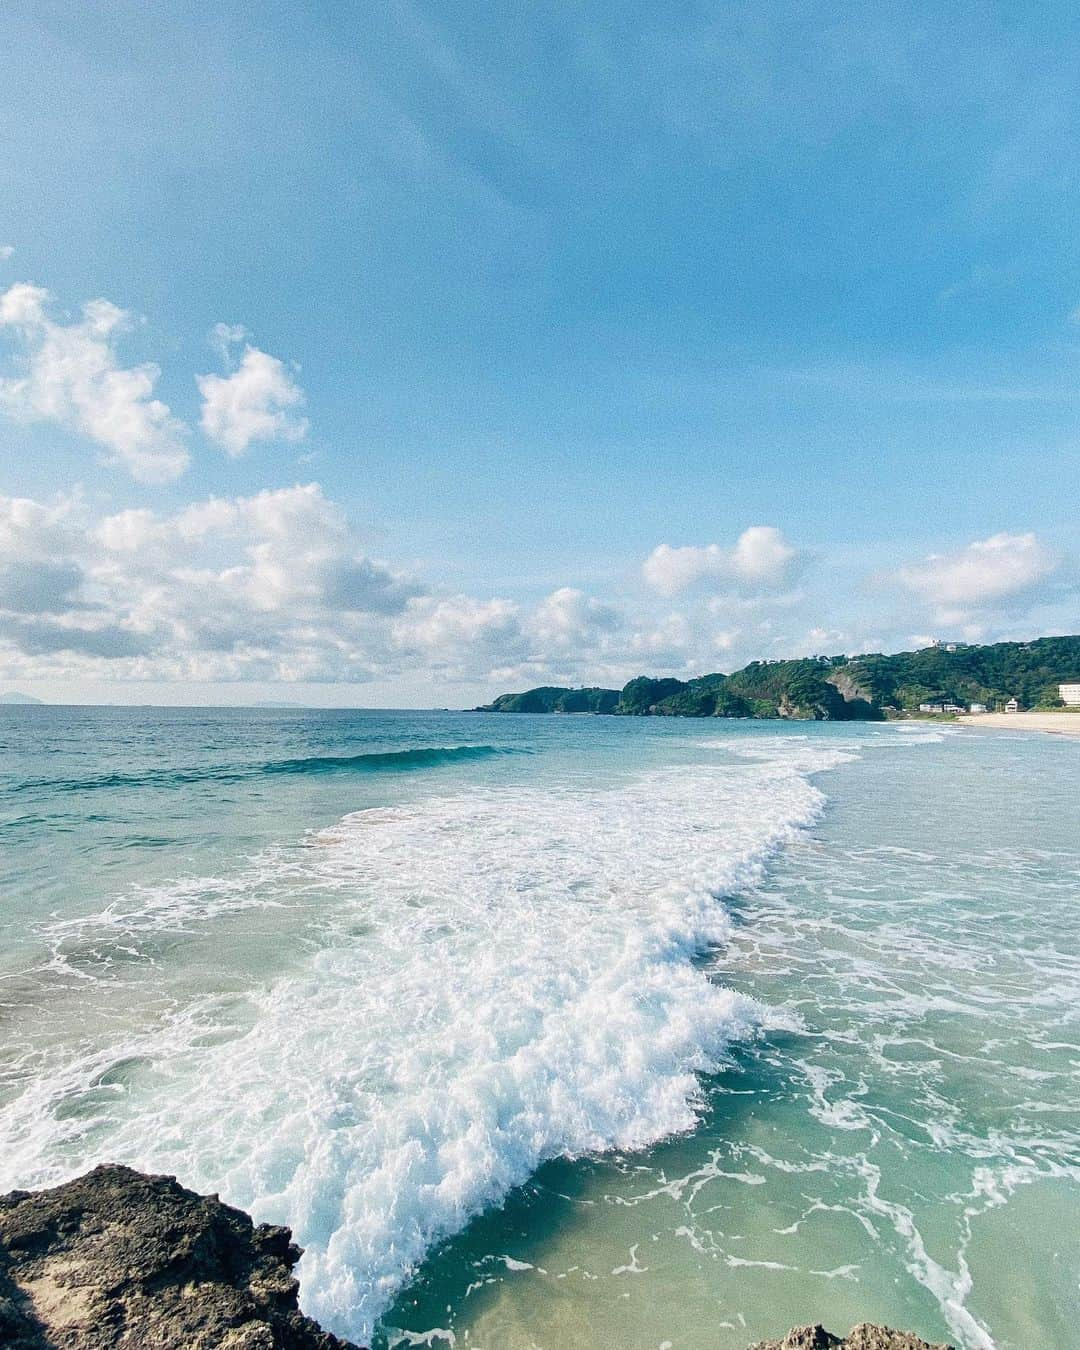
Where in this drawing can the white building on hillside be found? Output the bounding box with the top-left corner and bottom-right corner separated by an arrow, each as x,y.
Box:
1004,697 -> 1020,713
1060,683 -> 1080,707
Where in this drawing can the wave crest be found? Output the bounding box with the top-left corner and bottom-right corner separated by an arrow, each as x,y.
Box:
10,744 -> 512,795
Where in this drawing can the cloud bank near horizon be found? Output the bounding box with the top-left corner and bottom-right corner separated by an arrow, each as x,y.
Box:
0,479 -> 1071,694
1,277 -> 1074,698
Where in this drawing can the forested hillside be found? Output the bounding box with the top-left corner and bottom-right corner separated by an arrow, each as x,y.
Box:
481,686 -> 621,714
476,636 -> 1080,719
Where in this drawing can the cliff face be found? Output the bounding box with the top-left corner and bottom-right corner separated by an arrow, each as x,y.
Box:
0,1164 -> 361,1350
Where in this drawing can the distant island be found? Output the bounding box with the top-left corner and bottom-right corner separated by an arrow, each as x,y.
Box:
477,636 -> 1080,721
0,691 -> 44,705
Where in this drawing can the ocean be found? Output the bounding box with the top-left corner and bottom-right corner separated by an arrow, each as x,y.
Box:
0,707 -> 1077,1349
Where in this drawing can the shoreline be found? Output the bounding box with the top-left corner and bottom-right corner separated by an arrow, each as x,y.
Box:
956,711 -> 1080,736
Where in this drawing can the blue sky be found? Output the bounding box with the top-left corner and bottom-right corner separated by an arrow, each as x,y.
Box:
1,1 -> 1078,704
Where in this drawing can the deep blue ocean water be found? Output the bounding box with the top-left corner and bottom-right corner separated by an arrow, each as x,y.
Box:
1,707 -> 1077,1348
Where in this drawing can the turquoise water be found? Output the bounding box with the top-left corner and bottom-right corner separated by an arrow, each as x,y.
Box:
1,708 -> 1077,1347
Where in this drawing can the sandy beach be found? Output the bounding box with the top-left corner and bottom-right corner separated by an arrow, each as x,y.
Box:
957,711 -> 1080,736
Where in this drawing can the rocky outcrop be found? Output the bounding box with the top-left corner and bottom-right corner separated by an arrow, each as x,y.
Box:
0,1163 -> 361,1349
749,1324 -> 953,1349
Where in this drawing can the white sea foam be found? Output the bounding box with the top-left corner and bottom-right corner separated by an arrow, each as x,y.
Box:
42,869 -> 287,945
0,746 -> 842,1342
885,723 -> 964,743
713,735 -> 862,772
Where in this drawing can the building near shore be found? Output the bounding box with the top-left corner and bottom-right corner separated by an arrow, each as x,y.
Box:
1060,683 -> 1080,707
1004,697 -> 1020,713
969,702 -> 987,714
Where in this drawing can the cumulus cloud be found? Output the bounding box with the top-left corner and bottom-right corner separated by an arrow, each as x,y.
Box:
0,492 -> 86,560
625,611 -> 695,666
210,322 -> 248,359
896,532 -> 1061,615
0,483 -> 829,691
393,594 -> 526,676
2,615 -> 155,659
0,484 -> 415,677
0,485 -> 699,689
0,284 -> 189,482
527,587 -> 621,650
0,484 -> 561,685
643,526 -> 803,597
0,560 -> 86,614
197,331 -> 308,456
18,482 -> 1063,695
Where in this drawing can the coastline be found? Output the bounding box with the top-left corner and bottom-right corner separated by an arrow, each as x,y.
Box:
956,711 -> 1080,736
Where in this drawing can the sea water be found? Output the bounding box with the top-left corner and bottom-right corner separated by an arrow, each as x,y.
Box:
0,708 -> 1076,1348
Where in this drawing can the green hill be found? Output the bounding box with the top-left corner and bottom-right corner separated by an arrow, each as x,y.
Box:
480,686 -> 621,714
476,636 -> 1080,720
839,637 -> 1080,712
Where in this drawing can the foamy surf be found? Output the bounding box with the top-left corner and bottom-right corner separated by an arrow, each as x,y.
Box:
0,741 -> 843,1342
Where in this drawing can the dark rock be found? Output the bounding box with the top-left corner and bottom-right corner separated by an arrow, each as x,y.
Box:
749,1324 -> 953,1350
0,1163 -> 362,1349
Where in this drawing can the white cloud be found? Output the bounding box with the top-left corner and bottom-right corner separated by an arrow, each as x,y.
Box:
896,532 -> 1060,612
0,246 -> 14,261
2,484 -> 808,686
210,321 -> 248,357
527,587 -> 621,650
0,484 -> 422,680
197,337 -> 308,456
625,611 -> 694,664
9,481 -> 1061,696
0,284 -> 189,482
393,594 -> 525,676
0,484 -> 554,686
0,491 -> 86,560
0,488 -> 681,689
643,526 -> 803,597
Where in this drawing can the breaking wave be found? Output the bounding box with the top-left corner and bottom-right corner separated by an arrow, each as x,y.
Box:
0,737 -> 847,1342
9,744 -> 513,796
